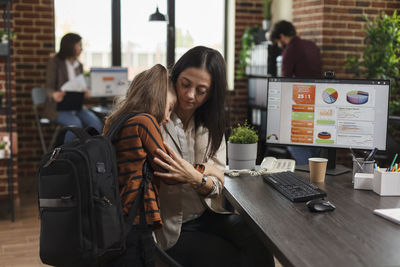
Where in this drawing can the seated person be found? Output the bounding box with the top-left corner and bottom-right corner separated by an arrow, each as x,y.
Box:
44,33 -> 102,142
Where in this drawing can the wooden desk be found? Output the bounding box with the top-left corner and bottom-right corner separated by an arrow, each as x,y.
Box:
223,172 -> 400,267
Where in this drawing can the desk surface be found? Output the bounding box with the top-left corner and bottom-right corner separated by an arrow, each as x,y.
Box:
223,172 -> 400,267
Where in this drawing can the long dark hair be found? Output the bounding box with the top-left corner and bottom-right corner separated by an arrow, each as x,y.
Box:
56,33 -> 82,60
171,46 -> 226,159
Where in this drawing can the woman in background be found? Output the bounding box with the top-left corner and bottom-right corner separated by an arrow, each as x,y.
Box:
45,33 -> 102,142
153,46 -> 275,267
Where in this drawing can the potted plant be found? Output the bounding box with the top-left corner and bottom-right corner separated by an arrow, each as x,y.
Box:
228,122 -> 258,170
0,29 -> 15,56
262,0 -> 273,31
0,140 -> 5,159
346,11 -> 400,115
346,11 -> 400,160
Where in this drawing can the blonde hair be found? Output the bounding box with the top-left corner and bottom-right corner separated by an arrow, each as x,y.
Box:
103,64 -> 171,134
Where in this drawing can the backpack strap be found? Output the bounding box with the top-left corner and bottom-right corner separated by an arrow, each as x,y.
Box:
105,112 -> 139,141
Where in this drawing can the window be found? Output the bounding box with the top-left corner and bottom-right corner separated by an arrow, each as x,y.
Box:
55,0 -> 229,83
121,0 -> 167,80
175,0 -> 225,60
54,0 -> 112,72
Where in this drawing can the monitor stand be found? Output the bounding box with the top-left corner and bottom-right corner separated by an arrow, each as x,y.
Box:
295,148 -> 350,176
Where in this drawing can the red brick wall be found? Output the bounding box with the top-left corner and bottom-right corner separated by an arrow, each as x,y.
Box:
12,0 -> 55,194
292,0 -> 400,78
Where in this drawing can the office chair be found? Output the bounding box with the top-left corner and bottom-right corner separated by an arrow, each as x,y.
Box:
31,87 -> 61,154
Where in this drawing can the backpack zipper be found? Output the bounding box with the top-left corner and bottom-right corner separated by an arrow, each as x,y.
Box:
43,147 -> 61,168
103,196 -> 112,206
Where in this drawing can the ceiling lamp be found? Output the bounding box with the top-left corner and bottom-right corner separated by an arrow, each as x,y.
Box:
149,6 -> 166,22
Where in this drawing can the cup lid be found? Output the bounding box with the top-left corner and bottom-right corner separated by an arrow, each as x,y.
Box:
308,157 -> 328,162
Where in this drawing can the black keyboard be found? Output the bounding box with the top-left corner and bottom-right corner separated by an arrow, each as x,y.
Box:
263,171 -> 327,202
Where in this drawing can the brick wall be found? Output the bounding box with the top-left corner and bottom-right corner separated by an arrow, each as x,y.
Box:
12,0 -> 55,194
292,0 -> 400,78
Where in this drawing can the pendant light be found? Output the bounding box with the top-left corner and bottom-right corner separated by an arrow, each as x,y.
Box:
149,6 -> 167,22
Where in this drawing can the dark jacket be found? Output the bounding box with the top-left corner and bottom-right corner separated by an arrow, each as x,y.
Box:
44,56 -> 83,121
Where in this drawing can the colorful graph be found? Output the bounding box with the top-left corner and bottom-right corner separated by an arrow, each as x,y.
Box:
322,88 -> 338,104
346,91 -> 369,105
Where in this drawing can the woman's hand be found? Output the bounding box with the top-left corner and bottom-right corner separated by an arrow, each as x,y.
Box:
153,142 -> 203,186
52,91 -> 65,102
203,163 -> 224,186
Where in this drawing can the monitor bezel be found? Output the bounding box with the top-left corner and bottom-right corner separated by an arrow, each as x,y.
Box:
265,77 -> 391,152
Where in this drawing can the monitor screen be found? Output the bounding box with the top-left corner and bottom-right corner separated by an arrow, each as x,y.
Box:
90,67 -> 129,97
266,78 -> 390,150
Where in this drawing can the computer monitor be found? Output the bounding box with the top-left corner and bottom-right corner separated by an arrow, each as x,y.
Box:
90,67 -> 129,97
266,77 -> 390,175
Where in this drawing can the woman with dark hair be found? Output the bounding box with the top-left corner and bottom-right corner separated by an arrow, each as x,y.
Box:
153,46 -> 275,267
103,64 -> 224,266
45,32 -> 102,142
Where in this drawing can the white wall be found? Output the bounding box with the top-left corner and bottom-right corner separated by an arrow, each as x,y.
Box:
271,0 -> 292,23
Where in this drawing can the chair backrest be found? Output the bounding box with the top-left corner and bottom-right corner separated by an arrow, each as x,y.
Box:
31,87 -> 46,106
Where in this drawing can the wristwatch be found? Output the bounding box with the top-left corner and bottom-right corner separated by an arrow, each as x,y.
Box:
195,174 -> 208,189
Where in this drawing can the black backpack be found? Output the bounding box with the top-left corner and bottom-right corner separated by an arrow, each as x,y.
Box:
37,113 -> 152,266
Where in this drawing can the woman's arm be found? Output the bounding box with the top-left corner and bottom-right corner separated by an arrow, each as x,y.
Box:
203,163 -> 224,186
153,142 -> 215,195
45,57 -> 65,102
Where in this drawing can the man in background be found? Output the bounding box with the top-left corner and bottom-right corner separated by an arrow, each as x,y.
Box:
270,20 -> 321,78
270,20 -> 322,165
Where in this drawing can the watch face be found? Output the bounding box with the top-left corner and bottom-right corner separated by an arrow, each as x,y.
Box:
202,175 -> 208,184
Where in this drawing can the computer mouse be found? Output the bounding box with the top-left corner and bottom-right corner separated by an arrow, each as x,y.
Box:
306,199 -> 336,212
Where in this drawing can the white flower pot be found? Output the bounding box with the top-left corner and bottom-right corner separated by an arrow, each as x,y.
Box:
262,19 -> 272,31
0,149 -> 5,159
227,142 -> 258,170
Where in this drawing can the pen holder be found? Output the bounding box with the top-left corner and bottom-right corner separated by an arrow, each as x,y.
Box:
352,157 -> 375,183
373,169 -> 400,196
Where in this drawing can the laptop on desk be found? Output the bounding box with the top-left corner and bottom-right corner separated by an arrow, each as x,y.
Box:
56,92 -> 84,111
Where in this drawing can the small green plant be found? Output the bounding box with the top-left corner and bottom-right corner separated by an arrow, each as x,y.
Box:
236,25 -> 260,79
346,11 -> 400,115
229,122 -> 258,144
0,29 -> 16,43
0,141 -> 5,150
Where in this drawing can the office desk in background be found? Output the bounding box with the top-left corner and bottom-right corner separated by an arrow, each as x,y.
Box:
223,172 -> 400,267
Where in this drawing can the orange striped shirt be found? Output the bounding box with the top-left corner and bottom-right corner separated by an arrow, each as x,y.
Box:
114,113 -> 204,229
113,113 -> 169,229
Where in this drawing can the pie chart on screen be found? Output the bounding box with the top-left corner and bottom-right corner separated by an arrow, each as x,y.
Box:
346,90 -> 369,104
322,88 -> 338,104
